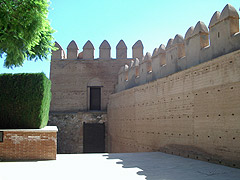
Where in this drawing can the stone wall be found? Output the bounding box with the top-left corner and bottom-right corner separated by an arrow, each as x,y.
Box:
48,111 -> 107,153
107,50 -> 240,168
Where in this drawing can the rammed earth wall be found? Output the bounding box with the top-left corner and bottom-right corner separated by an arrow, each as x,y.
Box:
107,50 -> 240,168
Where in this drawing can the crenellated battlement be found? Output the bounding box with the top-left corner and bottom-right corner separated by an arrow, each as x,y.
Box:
116,4 -> 240,92
49,4 -> 240,159
51,39 -> 144,60
50,4 -> 240,93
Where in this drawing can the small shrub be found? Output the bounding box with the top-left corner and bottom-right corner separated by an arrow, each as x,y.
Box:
0,73 -> 51,129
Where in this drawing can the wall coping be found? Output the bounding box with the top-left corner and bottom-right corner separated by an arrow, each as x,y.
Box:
0,126 -> 58,132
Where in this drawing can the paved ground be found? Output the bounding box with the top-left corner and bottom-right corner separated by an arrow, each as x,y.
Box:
0,152 -> 240,180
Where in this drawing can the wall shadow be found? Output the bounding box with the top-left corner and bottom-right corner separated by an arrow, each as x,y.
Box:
103,152 -> 240,180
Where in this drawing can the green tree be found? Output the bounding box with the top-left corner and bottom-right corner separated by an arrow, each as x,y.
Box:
0,0 -> 56,68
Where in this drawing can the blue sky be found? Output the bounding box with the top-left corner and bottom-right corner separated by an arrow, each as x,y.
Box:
0,0 -> 239,78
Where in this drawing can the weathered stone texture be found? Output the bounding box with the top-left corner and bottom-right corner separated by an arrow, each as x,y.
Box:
107,50 -> 240,168
48,112 -> 107,153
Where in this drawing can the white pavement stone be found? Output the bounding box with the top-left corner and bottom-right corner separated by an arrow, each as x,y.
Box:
0,152 -> 239,180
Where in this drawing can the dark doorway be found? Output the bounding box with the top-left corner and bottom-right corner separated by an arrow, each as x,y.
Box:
83,123 -> 105,153
90,87 -> 101,110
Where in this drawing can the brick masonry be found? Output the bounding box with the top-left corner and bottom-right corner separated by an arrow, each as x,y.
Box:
0,126 -> 58,160
50,58 -> 132,112
107,50 -> 240,168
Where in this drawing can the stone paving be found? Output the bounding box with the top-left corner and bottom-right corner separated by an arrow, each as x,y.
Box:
0,152 -> 240,180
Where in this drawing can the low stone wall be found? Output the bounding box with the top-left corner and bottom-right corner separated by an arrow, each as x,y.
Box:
48,111 -> 107,153
108,50 -> 240,168
0,126 -> 58,160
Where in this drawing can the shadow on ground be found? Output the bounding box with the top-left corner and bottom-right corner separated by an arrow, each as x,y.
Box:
103,152 -> 240,180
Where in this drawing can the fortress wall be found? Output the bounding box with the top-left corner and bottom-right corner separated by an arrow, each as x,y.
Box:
116,4 -> 240,92
151,49 -> 160,80
50,40 -> 134,153
108,49 -> 240,168
139,60 -> 148,85
50,59 -> 132,112
51,38 -> 143,109
52,39 -> 144,61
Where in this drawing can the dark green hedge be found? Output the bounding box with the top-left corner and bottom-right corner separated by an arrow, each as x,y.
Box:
0,73 -> 51,129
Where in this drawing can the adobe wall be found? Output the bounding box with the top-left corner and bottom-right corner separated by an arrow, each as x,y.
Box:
108,49 -> 240,168
48,111 -> 107,153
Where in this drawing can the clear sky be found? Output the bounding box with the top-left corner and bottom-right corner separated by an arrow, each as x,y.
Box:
0,0 -> 239,78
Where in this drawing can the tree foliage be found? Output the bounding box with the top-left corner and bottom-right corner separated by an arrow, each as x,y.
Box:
0,0 -> 56,68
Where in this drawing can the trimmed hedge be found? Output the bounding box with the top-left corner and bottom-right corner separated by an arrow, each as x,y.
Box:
0,73 -> 51,129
